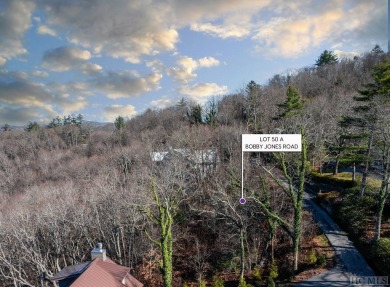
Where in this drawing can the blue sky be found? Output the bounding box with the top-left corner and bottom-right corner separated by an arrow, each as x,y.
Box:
0,0 -> 387,125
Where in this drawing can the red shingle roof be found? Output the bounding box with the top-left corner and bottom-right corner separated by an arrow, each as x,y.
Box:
52,258 -> 143,287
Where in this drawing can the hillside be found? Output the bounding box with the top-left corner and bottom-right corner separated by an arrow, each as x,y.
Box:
0,50 -> 389,287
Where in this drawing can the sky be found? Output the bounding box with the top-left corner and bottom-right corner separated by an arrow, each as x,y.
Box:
0,0 -> 387,125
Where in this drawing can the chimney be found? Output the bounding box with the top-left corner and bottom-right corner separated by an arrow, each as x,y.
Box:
91,243 -> 106,261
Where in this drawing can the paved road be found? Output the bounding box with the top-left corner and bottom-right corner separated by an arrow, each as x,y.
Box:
294,191 -> 379,287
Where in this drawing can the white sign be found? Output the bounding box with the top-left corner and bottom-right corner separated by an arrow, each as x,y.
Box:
242,134 -> 302,152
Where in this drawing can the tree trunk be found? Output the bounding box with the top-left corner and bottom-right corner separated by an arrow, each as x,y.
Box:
352,162 -> 356,181
293,203 -> 302,272
239,227 -> 245,279
161,217 -> 173,287
359,131 -> 373,196
374,175 -> 390,241
293,134 -> 306,272
333,156 -> 340,175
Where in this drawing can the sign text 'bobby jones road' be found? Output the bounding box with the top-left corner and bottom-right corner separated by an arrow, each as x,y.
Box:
242,134 -> 302,152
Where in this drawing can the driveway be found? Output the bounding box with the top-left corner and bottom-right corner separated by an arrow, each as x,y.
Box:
294,190 -> 379,287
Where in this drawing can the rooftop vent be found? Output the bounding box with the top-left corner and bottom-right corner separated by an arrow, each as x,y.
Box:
91,242 -> 106,261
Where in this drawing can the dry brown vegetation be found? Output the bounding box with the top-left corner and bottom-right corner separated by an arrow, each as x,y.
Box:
0,50 -> 388,287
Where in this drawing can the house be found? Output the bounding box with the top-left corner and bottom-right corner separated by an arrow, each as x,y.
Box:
51,243 -> 143,287
150,148 -> 218,178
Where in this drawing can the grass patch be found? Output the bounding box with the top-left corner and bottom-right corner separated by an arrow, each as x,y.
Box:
311,172 -> 382,190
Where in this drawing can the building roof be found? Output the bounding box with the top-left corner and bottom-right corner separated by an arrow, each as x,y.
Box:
51,261 -> 91,281
51,258 -> 143,287
151,148 -> 217,164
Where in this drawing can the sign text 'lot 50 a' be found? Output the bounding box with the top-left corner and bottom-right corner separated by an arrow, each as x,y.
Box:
242,134 -> 302,152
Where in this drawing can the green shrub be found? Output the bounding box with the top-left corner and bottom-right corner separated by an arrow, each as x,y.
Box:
183,282 -> 189,287
335,193 -> 375,235
269,261 -> 278,279
267,277 -> 275,287
311,172 -> 357,189
238,278 -> 247,287
317,254 -> 327,267
252,267 -> 262,287
199,279 -> 207,287
307,249 -> 317,265
372,238 -> 390,275
212,274 -> 224,287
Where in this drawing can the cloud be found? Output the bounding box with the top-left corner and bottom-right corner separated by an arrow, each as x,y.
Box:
0,72 -> 90,124
149,96 -> 174,109
191,23 -> 250,39
167,56 -> 220,84
0,70 -> 28,81
58,95 -> 88,116
0,80 -> 55,113
0,0 -> 386,65
32,70 -> 49,77
103,104 -> 137,122
0,105 -> 44,125
0,58 -> 6,66
146,59 -> 165,74
92,71 -> 162,99
42,46 -> 92,72
178,83 -> 228,103
334,50 -> 359,60
0,0 -> 35,60
251,0 -> 386,58
81,63 -> 103,76
39,0 -> 179,63
37,24 -> 57,36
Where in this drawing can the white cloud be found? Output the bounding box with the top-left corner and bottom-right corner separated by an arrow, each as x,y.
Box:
42,46 -> 92,72
191,23 -> 250,39
0,72 -> 90,124
178,83 -> 228,103
37,25 -> 57,37
334,50 -> 359,60
167,56 -> 220,84
59,96 -> 88,115
198,57 -> 221,68
0,105 -> 45,125
40,0 -> 179,63
0,58 -> 6,66
0,0 -> 35,60
81,63 -> 103,76
0,0 -> 386,64
103,104 -> 137,122
32,70 -> 49,77
92,71 -> 162,99
251,1 -> 386,58
146,59 -> 165,74
42,46 -> 103,75
149,96 -> 173,109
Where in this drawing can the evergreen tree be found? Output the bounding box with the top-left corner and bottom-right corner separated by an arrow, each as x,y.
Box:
188,104 -> 203,124
114,115 -> 125,130
258,85 -> 308,272
75,113 -> 83,127
315,50 -> 338,66
343,60 -> 390,196
204,98 -> 218,126
48,116 -> 63,128
275,85 -> 304,120
372,44 -> 384,54
359,59 -> 390,239
245,80 -> 262,133
1,123 -> 11,131
25,121 -> 41,132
